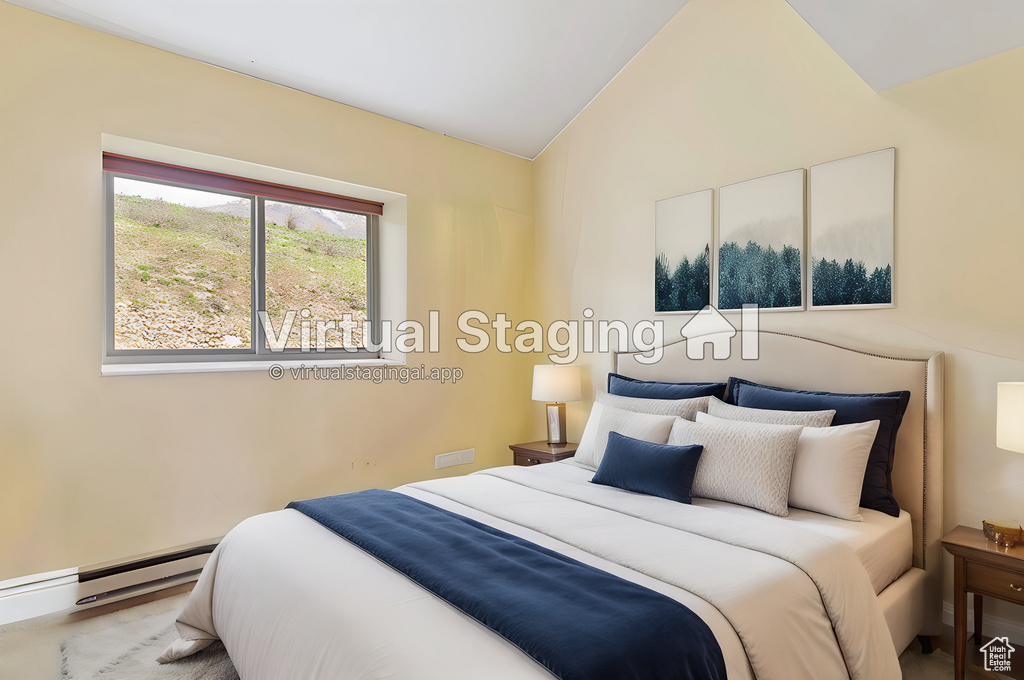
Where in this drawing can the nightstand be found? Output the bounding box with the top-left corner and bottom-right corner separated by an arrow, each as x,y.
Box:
509,441 -> 577,466
942,525 -> 1024,679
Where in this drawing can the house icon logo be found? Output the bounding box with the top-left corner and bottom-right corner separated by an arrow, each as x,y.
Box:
679,304 -> 759,361
981,636 -> 1015,672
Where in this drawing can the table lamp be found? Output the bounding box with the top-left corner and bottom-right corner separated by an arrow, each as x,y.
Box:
984,383 -> 1024,546
532,365 -> 582,445
997,383 -> 1024,454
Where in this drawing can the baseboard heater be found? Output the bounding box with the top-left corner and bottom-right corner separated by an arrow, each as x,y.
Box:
74,539 -> 219,607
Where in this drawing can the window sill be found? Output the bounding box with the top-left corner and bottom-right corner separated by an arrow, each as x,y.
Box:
101,357 -> 404,377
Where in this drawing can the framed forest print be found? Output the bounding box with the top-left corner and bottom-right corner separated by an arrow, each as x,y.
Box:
717,169 -> 804,311
809,148 -> 894,309
655,189 -> 712,313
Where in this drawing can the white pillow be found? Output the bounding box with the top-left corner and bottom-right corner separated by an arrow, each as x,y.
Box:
706,396 -> 835,427
696,412 -> 880,521
596,390 -> 709,421
668,418 -> 803,516
574,403 -> 678,470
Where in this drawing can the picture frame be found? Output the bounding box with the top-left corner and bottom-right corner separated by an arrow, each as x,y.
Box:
808,147 -> 895,310
655,188 -> 713,313
717,168 -> 805,311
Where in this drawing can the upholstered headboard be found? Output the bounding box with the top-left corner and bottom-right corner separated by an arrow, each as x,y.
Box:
614,331 -> 943,631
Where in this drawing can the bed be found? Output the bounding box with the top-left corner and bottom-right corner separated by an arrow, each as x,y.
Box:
160,331 -> 943,679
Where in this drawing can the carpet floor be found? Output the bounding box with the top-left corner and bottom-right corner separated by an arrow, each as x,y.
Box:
0,592 -> 1015,679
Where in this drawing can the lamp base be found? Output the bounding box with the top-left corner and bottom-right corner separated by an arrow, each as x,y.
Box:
545,403 -> 567,445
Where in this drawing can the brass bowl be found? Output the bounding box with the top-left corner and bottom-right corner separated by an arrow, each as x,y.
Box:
983,519 -> 1022,546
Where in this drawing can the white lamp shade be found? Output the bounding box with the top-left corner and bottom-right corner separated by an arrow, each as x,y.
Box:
532,365 -> 582,403
997,382 -> 1024,454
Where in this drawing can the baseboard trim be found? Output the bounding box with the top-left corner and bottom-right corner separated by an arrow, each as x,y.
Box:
0,570 -> 79,627
0,567 -> 77,592
942,600 -> 1024,644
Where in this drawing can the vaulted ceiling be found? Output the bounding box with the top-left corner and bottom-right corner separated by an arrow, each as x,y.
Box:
7,0 -> 1024,159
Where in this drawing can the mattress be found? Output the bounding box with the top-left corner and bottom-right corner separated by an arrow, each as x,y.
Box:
557,459 -> 913,595
163,462 -> 903,680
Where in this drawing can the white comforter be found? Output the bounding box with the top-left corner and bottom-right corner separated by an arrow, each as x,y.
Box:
161,463 -> 900,679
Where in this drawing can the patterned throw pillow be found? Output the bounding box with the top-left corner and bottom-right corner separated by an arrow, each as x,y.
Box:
668,418 -> 803,516
597,391 -> 709,421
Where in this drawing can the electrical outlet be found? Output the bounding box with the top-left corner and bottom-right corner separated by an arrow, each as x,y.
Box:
434,448 -> 475,469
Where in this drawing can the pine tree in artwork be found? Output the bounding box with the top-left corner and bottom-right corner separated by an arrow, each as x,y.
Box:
689,244 -> 711,310
655,253 -> 673,311
840,259 -> 865,304
812,258 -> 840,306
671,257 -> 692,311
717,242 -> 740,310
868,264 -> 892,304
781,245 -> 802,306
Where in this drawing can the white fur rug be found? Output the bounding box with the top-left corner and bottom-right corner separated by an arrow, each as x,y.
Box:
60,607 -> 237,680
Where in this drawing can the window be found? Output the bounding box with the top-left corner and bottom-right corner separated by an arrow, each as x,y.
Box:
104,154 -> 384,369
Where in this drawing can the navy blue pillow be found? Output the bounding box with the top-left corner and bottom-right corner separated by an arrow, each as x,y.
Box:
608,373 -> 727,400
591,432 -> 704,504
728,378 -> 911,517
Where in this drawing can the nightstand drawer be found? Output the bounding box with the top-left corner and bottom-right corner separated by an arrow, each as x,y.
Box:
514,453 -> 547,466
510,441 -> 577,466
967,562 -> 1024,605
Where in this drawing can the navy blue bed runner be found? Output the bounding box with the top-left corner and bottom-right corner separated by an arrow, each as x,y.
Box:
287,489 -> 726,680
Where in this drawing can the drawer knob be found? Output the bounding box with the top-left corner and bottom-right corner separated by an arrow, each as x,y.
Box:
1011,584 -> 1023,592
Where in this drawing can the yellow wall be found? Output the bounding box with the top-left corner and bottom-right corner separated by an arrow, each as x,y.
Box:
534,0 -> 1024,619
0,3 -> 536,580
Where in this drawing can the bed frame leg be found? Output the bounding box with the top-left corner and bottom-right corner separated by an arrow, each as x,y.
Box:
918,635 -> 934,654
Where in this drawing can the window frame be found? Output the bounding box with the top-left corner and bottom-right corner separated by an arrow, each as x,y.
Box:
103,155 -> 382,368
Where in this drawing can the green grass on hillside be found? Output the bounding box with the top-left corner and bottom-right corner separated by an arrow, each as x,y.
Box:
113,194 -> 367,350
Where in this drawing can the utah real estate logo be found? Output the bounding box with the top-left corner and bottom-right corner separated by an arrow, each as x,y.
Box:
981,636 -> 1015,673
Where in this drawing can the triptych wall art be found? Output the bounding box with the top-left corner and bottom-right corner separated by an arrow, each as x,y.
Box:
654,147 -> 894,313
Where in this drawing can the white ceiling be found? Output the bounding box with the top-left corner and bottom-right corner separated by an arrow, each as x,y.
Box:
786,0 -> 1024,92
8,0 -> 1024,159
6,0 -> 688,159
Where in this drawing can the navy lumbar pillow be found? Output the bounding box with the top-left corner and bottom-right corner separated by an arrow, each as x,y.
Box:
591,431 -> 704,504
608,373 -> 727,400
728,378 -> 910,517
